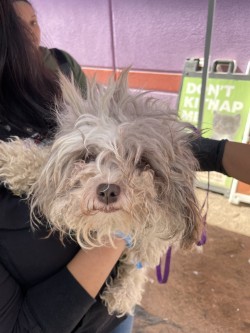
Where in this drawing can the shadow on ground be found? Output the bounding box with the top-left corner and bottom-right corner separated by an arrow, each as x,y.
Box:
133,225 -> 250,333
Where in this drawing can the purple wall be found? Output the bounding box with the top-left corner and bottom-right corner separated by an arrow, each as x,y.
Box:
33,0 -> 113,68
32,0 -> 250,73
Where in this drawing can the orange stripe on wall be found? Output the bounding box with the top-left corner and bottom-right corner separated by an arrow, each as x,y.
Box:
81,67 -> 114,85
81,67 -> 182,93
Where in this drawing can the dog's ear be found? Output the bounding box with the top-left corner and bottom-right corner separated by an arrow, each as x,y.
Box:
125,116 -> 202,250
150,141 -> 201,250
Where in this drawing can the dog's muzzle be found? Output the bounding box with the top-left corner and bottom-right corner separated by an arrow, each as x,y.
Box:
97,183 -> 121,205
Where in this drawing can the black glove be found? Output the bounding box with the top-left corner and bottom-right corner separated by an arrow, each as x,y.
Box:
190,137 -> 228,175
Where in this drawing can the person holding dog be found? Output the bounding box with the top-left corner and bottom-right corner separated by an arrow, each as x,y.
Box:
0,1 -> 250,333
12,1 -> 135,332
0,1 -> 131,332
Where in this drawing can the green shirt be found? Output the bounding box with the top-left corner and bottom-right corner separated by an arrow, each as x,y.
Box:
40,47 -> 87,98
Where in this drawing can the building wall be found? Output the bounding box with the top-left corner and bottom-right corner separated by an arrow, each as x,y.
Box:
32,0 -> 250,73
31,0 -> 250,109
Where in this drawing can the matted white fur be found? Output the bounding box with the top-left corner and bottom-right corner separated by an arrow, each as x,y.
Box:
0,70 -> 201,316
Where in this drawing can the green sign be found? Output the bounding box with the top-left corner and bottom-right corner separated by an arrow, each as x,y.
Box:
178,76 -> 250,192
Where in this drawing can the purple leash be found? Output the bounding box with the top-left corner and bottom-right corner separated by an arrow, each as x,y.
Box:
197,213 -> 207,246
156,220 -> 207,284
156,246 -> 172,284
197,175 -> 209,247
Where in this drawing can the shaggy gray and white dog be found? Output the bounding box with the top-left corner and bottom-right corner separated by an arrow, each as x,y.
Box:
0,71 -> 201,316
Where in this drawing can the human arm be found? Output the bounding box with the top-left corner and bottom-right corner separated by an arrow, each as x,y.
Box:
67,239 -> 125,298
0,239 -> 125,333
190,137 -> 250,184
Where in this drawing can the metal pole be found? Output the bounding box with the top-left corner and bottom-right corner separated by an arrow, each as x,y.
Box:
198,0 -> 216,129
108,0 -> 116,74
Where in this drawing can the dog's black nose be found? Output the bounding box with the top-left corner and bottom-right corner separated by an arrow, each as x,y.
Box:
97,183 -> 121,205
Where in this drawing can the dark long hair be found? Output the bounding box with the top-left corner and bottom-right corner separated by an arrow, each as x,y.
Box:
0,0 -> 61,136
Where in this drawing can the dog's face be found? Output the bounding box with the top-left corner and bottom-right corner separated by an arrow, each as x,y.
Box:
30,71 -> 201,252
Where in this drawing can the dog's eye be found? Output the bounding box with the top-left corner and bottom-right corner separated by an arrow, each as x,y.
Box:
136,158 -> 151,171
84,153 -> 96,163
